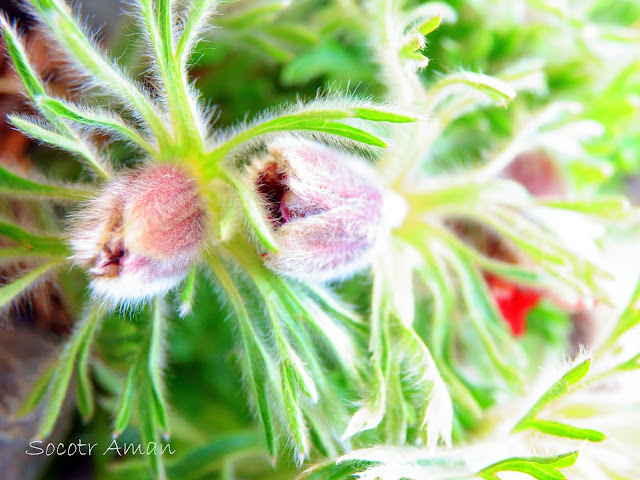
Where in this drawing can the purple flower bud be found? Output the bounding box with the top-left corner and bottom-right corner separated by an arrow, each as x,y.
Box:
70,164 -> 206,304
250,138 -> 388,281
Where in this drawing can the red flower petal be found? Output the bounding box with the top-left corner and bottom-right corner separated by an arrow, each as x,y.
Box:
485,274 -> 541,336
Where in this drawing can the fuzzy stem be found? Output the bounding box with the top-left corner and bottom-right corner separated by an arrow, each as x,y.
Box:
139,0 -> 203,152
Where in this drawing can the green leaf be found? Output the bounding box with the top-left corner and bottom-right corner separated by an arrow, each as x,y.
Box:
205,105 -> 404,168
38,306 -> 103,438
343,268 -> 388,440
225,242 -> 321,462
562,359 -> 592,385
415,255 -> 484,425
542,196 -> 632,220
135,298 -> 171,438
352,107 -> 417,123
285,282 -> 362,376
175,0 -> 218,63
28,0 -> 169,144
524,419 -> 606,442
40,98 -> 156,154
391,319 -> 453,447
513,359 -> 592,435
9,116 -> 111,178
446,253 -> 524,387
154,0 -> 173,69
0,220 -> 70,258
611,352 -> 640,373
0,260 -> 63,311
1,20 -> 113,178
0,18 -> 46,98
294,120 -> 387,147
113,366 -> 137,437
281,364 -> 309,465
0,166 -> 94,201
15,362 -> 58,417
428,71 -> 517,109
400,34 -> 428,63
416,14 -> 442,36
477,451 -> 579,480
523,359 -> 590,420
9,115 -> 83,153
598,277 -> 640,352
137,383 -> 167,480
206,253 -> 278,461
149,384 -> 170,440
221,169 -> 279,253
76,307 -> 104,421
178,267 -> 198,317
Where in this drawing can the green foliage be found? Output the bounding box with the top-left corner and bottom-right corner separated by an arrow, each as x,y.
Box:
0,165 -> 94,201
477,451 -> 579,480
35,307 -> 104,438
512,359 -> 606,442
0,260 -> 63,308
0,220 -> 69,259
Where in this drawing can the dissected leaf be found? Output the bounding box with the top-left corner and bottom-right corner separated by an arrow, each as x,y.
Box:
38,307 -> 103,438
113,365 -> 137,437
477,451 -> 579,480
206,253 -> 278,460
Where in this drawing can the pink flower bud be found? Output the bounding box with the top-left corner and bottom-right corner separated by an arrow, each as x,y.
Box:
70,164 -> 206,304
502,150 -> 566,198
250,138 -> 387,281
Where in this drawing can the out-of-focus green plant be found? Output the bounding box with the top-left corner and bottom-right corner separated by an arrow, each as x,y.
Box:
1,0 -> 639,479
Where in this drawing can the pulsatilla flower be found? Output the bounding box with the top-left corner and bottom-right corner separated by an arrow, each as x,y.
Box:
455,150 -> 591,337
250,137 -> 389,281
448,218 -> 543,336
70,164 -> 206,304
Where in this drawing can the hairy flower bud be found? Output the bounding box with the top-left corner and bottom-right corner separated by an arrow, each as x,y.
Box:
250,138 -> 391,281
70,164 -> 206,304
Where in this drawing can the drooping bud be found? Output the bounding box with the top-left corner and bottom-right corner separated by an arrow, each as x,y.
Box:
69,164 -> 206,304
249,137 -> 392,281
